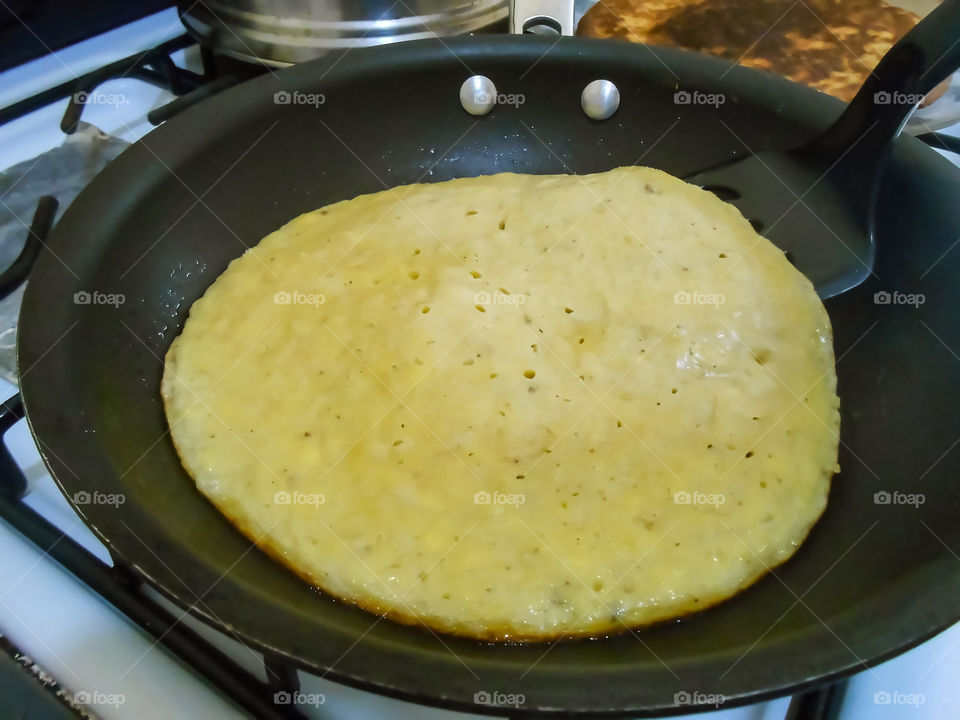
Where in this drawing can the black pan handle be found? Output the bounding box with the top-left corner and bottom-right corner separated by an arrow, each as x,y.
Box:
0,196 -> 58,301
809,0 -> 960,163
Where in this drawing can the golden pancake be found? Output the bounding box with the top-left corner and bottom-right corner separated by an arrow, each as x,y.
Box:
162,167 -> 840,640
577,0 -> 949,104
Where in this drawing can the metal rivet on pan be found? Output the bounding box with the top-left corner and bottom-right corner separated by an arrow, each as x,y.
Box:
581,79 -> 620,120
460,75 -> 497,116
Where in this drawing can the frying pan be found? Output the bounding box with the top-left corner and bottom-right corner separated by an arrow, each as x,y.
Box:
15,6 -> 960,717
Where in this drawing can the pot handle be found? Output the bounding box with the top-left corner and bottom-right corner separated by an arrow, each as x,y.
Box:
510,0 -> 575,36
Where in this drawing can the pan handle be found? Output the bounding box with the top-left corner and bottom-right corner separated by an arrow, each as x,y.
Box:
510,0 -> 575,36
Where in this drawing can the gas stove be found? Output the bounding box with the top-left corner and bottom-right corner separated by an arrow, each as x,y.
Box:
0,7 -> 958,720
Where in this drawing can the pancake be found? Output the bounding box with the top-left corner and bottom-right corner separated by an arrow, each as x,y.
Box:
578,0 -> 947,104
161,167 -> 840,640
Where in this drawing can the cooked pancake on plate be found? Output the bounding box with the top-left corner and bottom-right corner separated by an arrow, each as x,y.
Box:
162,167 -> 840,641
578,0 -> 945,104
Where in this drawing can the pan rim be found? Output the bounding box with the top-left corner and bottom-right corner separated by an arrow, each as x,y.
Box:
16,34 -> 960,715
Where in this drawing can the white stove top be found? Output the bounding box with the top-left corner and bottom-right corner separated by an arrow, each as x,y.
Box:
0,9 -> 957,719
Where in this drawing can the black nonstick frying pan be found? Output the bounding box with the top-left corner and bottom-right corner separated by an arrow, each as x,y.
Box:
15,2 -> 960,716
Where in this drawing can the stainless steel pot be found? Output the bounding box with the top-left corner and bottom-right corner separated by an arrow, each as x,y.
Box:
179,0 -> 510,66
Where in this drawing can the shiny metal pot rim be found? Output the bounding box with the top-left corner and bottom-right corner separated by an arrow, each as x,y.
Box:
180,0 -> 510,67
